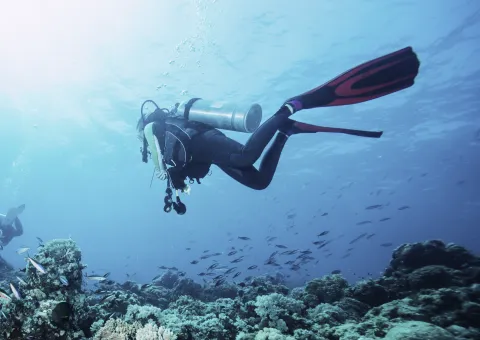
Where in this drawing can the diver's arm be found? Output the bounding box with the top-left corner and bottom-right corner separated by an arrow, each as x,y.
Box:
143,122 -> 167,172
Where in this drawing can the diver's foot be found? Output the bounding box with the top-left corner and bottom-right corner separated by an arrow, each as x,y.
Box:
274,100 -> 303,118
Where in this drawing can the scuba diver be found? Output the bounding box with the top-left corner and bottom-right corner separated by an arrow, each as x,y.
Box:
137,47 -> 420,215
0,204 -> 25,248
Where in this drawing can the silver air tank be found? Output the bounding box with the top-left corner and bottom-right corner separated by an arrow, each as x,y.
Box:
176,98 -> 262,133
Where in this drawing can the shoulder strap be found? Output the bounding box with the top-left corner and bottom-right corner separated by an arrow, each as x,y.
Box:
166,123 -> 192,165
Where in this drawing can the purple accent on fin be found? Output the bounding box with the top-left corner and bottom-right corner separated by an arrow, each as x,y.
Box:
286,99 -> 303,112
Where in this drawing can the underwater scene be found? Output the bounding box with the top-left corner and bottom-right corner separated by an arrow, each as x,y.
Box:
1,1 -> 479,339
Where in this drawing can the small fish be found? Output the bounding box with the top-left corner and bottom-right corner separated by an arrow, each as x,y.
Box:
366,233 -> 376,240
152,274 -> 162,281
247,265 -> 258,270
321,212 -> 328,216
59,276 -> 69,286
185,247 -> 191,250
356,220 -> 372,226
331,270 -> 341,274
233,272 -> 241,279
85,273 -> 109,281
224,267 -> 237,275
100,294 -> 115,302
27,257 -> 46,274
269,251 -> 278,258
207,263 -> 219,271
190,260 -> 199,264
227,251 -> 237,256
264,258 -> 278,266
238,236 -> 251,241
10,283 -> 21,299
16,247 -> 30,255
17,276 -> 27,285
1,204 -> 26,226
230,256 -> 244,263
398,206 -> 410,210
349,233 -> 367,245
317,231 -> 329,237
36,237 -> 44,245
214,279 -> 226,287
290,264 -> 301,271
275,244 -> 288,249
365,204 -> 383,210
380,243 -> 393,247
379,217 -> 391,222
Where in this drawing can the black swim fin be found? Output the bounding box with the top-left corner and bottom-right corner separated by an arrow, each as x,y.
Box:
283,119 -> 383,139
286,47 -> 420,110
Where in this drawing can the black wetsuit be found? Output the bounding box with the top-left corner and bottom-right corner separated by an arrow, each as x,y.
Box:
149,106 -> 291,190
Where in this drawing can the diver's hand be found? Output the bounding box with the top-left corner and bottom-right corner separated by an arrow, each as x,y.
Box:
181,185 -> 191,195
155,168 -> 168,180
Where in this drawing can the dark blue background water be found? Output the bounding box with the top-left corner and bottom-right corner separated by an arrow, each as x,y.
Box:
0,0 -> 479,287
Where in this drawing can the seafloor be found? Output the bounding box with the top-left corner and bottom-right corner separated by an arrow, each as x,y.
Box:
0,239 -> 479,340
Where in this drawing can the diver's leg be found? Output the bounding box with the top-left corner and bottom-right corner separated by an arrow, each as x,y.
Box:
229,105 -> 293,167
218,132 -> 288,190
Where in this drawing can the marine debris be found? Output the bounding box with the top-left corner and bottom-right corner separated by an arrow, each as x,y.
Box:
0,239 -> 479,339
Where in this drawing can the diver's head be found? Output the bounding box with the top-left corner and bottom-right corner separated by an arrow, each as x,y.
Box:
136,108 -> 163,140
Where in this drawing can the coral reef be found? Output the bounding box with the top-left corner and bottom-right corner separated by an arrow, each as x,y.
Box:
0,239 -> 479,339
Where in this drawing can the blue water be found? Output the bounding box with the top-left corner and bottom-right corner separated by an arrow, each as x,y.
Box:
1,0 -> 479,287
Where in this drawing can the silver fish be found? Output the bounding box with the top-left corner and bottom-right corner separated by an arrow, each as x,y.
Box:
1,204 -> 26,226
59,276 -> 69,286
16,247 -> 30,255
27,257 -> 46,274
10,283 -> 21,299
86,273 -> 109,281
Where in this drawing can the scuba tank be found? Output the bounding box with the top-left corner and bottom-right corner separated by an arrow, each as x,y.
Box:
176,98 -> 262,133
